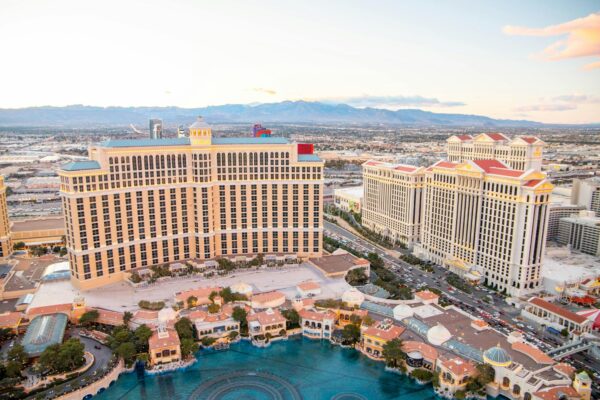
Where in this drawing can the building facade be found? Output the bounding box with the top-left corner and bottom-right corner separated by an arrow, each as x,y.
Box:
546,204 -> 585,242
0,176 -> 12,258
446,133 -> 544,171
557,211 -> 600,256
416,160 -> 553,296
59,118 -> 323,289
149,118 -> 163,139
572,177 -> 600,215
362,161 -> 424,247
333,186 -> 363,213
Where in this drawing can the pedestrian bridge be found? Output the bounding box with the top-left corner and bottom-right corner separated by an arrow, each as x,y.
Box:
547,340 -> 593,359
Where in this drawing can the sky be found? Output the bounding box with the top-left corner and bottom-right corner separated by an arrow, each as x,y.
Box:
0,0 -> 599,124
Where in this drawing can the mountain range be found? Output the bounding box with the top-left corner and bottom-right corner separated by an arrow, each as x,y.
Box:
0,101 -> 545,128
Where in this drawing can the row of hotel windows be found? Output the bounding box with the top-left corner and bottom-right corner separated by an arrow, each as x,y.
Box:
64,184 -> 321,251
72,234 -> 320,280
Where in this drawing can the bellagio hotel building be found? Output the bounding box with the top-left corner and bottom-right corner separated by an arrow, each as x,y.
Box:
59,118 -> 324,290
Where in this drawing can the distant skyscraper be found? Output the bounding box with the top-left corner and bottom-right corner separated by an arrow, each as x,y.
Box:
177,125 -> 187,138
149,118 -> 163,139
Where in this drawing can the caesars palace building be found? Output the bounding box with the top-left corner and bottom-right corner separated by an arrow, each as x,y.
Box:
59,118 -> 324,290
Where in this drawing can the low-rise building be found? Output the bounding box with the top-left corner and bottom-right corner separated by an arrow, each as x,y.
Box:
360,319 -> 404,360
308,250 -> 370,279
246,308 -> 286,340
296,281 -> 321,297
148,326 -> 181,366
190,309 -> 240,340
0,311 -> 24,334
299,308 -> 336,339
521,297 -> 593,335
250,291 -> 286,309
436,357 -> 476,395
174,286 -> 222,308
333,186 -> 363,213
557,211 -> 600,257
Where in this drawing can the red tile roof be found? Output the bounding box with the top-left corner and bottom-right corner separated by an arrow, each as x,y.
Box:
520,136 -> 538,144
524,179 -> 543,187
393,165 -> 418,173
529,297 -> 587,324
472,159 -> 507,172
149,328 -> 180,350
0,312 -> 22,328
533,386 -> 580,400
27,303 -> 72,316
402,341 -> 438,361
363,322 -> 404,342
415,290 -> 439,302
487,167 -> 524,177
247,309 -> 286,325
456,135 -> 472,141
511,341 -> 554,364
484,133 -> 509,141
440,357 -> 476,376
175,286 -> 221,303
365,161 -> 382,166
251,291 -> 286,304
90,308 -> 124,326
434,161 -> 458,169
133,310 -> 159,321
299,309 -> 336,322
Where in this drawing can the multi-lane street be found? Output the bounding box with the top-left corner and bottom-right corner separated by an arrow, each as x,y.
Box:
324,220 -> 600,391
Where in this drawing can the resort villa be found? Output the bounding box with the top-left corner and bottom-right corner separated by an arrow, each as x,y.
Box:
149,325 -> 181,367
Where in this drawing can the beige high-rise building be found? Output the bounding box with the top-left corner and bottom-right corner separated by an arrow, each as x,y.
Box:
415,159 -> 553,296
447,133 -> 544,171
362,161 -> 424,247
0,176 -> 12,258
59,118 -> 324,290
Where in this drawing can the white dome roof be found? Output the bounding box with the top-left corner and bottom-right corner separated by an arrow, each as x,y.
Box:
393,304 -> 414,321
230,282 -> 253,295
427,323 -> 452,346
342,289 -> 365,306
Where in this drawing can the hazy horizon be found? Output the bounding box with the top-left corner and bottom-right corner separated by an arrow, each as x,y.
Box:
1,0 -> 599,124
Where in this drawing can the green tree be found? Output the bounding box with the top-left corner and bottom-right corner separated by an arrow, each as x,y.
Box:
228,331 -> 239,341
410,368 -> 433,382
7,344 -> 27,367
367,252 -> 384,268
116,342 -> 137,365
454,390 -> 466,399
123,311 -> 133,325
180,337 -> 199,358
382,338 -> 406,368
28,245 -> 48,257
134,325 -> 153,352
207,303 -> 220,313
281,309 -> 300,329
209,290 -> 218,303
232,306 -> 248,335
186,295 -> 198,308
175,317 -> 194,340
341,323 -> 361,346
39,339 -> 85,373
200,337 -> 216,347
12,241 -> 25,250
0,327 -> 13,342
345,267 -> 368,286
78,309 -> 99,326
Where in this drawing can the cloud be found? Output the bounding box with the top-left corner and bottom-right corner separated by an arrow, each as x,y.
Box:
253,88 -> 277,95
503,12 -> 600,69
514,94 -> 600,112
323,95 -> 465,109
514,104 -> 577,112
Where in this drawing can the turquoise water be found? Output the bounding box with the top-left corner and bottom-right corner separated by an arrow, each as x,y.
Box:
95,337 -> 439,400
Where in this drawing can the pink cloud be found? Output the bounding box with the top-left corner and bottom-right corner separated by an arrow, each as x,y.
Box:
503,12 -> 600,69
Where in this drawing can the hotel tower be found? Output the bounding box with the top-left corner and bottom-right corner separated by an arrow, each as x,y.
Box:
416,159 -> 553,296
0,176 -> 12,258
59,118 -> 324,289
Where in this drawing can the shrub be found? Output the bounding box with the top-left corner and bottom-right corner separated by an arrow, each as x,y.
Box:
138,300 -> 165,310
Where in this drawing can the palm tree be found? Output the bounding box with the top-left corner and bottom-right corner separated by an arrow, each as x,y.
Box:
382,338 -> 406,369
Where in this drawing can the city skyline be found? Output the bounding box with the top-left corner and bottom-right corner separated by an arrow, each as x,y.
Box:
0,0 -> 599,124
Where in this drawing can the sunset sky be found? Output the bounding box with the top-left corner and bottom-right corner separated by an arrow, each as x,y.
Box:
0,0 -> 598,123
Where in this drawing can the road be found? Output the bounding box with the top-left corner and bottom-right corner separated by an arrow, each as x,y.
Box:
325,220 -> 600,395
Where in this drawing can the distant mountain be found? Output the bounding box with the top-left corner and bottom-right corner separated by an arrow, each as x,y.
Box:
0,101 -> 544,128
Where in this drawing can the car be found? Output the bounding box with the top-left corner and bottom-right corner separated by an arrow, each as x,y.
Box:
94,345 -> 101,350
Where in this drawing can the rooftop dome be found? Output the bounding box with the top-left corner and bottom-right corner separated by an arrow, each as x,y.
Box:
483,345 -> 512,367
426,323 -> 452,346
342,289 -> 365,307
393,304 -> 414,321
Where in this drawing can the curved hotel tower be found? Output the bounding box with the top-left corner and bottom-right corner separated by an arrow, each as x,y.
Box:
59,118 -> 324,289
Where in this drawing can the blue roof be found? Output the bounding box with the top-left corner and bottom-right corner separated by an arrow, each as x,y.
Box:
61,160 -> 101,171
298,154 -> 321,162
102,138 -> 191,147
211,137 -> 289,145
22,313 -> 68,356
